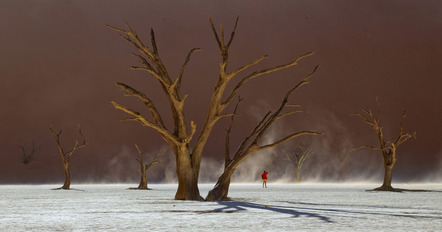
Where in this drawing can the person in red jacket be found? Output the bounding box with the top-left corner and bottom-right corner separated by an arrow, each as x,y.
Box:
261,171 -> 268,188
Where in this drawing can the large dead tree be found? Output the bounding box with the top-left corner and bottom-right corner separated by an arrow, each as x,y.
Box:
129,144 -> 165,190
108,17 -> 319,200
353,98 -> 416,191
283,142 -> 313,183
49,126 -> 87,190
18,140 -> 41,164
206,66 -> 322,201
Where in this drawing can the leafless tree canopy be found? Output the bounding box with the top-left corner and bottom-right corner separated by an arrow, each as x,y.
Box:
108,17 -> 321,200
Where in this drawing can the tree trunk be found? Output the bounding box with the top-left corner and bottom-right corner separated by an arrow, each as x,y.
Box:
295,167 -> 301,183
175,169 -> 201,200
205,167 -> 236,201
62,162 -> 71,189
138,173 -> 148,189
375,152 -> 395,191
174,149 -> 202,200
380,163 -> 393,190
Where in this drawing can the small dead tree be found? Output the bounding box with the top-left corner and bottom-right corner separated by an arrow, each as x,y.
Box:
352,98 -> 416,191
18,140 -> 41,164
129,144 -> 165,190
283,142 -> 313,183
49,126 -> 87,190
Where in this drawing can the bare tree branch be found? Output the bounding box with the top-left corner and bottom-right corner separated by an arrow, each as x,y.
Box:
176,48 -> 203,92
111,101 -> 179,145
222,52 -> 315,106
226,16 -> 239,50
225,95 -> 243,167
258,131 -> 323,151
352,145 -> 382,151
116,82 -> 166,127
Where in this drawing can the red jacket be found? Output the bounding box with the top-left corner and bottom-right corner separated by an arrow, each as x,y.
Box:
261,172 -> 268,179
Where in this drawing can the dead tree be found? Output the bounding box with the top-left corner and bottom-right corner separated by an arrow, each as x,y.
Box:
352,98 -> 416,191
49,126 -> 87,190
129,144 -> 165,190
18,140 -> 41,164
108,17 -> 319,200
283,142 -> 313,183
206,65 -> 322,201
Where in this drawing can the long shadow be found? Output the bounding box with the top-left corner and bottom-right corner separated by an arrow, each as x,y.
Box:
200,200 -> 441,223
208,201 -> 333,223
278,201 -> 442,220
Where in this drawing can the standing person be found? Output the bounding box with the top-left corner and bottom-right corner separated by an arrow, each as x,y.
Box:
261,171 -> 268,188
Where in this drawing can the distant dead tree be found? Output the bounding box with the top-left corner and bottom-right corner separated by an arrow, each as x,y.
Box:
352,98 -> 416,191
108,17 -> 320,201
283,142 -> 313,183
49,126 -> 87,190
18,140 -> 41,164
129,144 -> 165,190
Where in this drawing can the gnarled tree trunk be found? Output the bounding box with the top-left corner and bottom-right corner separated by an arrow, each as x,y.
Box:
206,166 -> 236,201
175,150 -> 203,200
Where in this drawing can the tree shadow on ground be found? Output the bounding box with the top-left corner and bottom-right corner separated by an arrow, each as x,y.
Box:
209,201 -> 333,223
198,200 -> 441,222
278,201 -> 442,220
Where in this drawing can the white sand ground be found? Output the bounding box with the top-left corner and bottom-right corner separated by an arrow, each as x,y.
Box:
1,183 -> 441,231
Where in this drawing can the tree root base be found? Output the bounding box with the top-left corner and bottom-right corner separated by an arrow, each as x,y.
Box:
205,196 -> 232,202
127,187 -> 152,190
51,187 -> 85,191
367,186 -> 441,192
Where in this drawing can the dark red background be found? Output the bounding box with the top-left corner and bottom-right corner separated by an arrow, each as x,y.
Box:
1,0 -> 441,184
